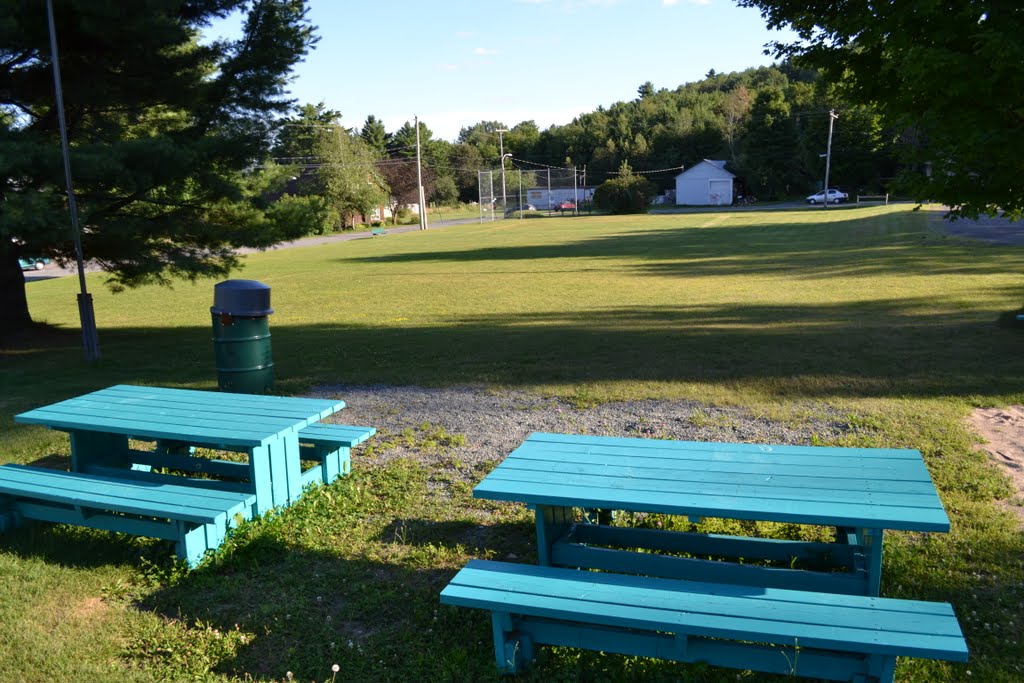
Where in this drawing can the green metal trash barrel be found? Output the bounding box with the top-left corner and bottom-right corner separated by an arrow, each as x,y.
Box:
211,279 -> 274,393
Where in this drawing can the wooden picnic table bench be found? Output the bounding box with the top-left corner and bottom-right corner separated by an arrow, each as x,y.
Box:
0,465 -> 255,566
473,432 -> 951,596
5,385 -> 374,564
441,560 -> 968,682
442,432 -> 965,679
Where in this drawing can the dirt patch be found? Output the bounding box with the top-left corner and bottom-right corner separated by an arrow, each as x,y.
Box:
968,406 -> 1024,522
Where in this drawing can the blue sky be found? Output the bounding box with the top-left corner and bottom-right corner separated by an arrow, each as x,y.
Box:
209,0 -> 794,141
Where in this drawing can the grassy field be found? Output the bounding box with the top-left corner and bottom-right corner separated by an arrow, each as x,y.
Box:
2,205 -> 1023,681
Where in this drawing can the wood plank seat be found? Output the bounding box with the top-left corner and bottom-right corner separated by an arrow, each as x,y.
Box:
0,464 -> 255,567
296,423 -> 375,486
440,560 -> 968,682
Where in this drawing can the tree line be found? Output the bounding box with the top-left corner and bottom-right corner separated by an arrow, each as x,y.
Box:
276,62 -> 899,227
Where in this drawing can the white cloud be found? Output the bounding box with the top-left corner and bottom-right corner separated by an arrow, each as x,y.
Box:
436,63 -> 459,71
473,47 -> 501,56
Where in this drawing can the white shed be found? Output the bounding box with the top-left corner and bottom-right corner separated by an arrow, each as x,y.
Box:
674,160 -> 735,206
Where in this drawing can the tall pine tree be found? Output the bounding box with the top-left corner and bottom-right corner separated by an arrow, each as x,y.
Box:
0,0 -> 316,331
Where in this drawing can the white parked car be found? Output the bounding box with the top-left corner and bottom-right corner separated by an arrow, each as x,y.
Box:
806,189 -> 848,204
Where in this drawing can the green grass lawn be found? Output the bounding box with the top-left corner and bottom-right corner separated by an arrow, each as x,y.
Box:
2,205 -> 1023,681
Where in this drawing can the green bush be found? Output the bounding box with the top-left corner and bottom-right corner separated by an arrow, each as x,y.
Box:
593,162 -> 658,214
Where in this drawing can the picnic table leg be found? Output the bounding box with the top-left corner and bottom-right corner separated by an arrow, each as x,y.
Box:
69,430 -> 131,472
491,611 -> 532,673
839,526 -> 883,596
249,444 -> 275,514
862,527 -> 884,596
535,505 -> 573,566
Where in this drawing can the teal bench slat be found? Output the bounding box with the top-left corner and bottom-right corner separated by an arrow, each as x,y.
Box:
0,465 -> 255,567
440,560 -> 968,681
370,228 -> 386,236
298,423 -> 376,448
296,423 -> 376,485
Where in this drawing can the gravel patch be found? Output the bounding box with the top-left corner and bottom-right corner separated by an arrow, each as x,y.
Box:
307,384 -> 854,472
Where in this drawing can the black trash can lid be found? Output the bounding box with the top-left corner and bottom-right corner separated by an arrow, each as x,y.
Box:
211,279 -> 273,316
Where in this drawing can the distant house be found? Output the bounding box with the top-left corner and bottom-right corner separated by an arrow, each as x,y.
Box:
674,160 -> 735,206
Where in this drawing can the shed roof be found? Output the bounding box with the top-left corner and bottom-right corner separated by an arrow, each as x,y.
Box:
675,159 -> 735,179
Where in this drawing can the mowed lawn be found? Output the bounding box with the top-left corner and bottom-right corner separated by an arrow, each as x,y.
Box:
2,205 -> 1023,681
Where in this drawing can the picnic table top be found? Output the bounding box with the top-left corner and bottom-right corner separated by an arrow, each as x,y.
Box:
15,384 -> 346,448
474,432 -> 951,532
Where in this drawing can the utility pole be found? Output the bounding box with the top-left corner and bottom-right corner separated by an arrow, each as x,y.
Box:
47,0 -> 99,361
415,115 -> 427,230
496,128 -> 508,214
822,109 -> 839,210
573,165 -> 578,213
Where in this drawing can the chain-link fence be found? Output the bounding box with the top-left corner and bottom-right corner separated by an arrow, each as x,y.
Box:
478,161 -> 595,220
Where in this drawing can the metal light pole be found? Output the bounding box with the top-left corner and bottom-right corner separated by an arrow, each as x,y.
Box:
47,0 -> 100,361
822,109 -> 839,210
496,128 -> 508,213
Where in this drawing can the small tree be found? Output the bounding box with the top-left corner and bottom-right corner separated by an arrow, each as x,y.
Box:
379,161 -> 435,224
593,162 -> 658,214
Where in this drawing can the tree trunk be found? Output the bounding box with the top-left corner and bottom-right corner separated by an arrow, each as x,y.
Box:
0,248 -> 33,335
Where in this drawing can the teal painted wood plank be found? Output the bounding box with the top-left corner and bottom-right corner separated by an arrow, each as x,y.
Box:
100,385 -> 344,418
442,561 -> 968,661
497,457 -> 939,494
506,451 -> 929,489
552,543 -> 869,595
526,432 -> 923,460
0,465 -> 253,518
442,583 -> 968,662
66,395 -> 331,428
0,475 -> 227,524
460,560 -> 957,616
516,617 -> 871,681
17,408 -> 278,447
19,403 -> 294,441
267,438 -> 290,507
481,467 -> 943,511
55,398 -> 302,431
0,466 -> 252,523
474,478 -> 950,531
282,434 -> 304,504
568,524 -> 857,567
513,441 -> 931,478
298,423 -> 376,446
128,452 -> 250,480
250,444 -> 275,514
83,466 -> 254,501
13,501 -> 181,540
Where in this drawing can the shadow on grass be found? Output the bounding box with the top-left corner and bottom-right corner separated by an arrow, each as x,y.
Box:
134,520 -> 537,681
377,517 -> 535,557
4,295 -> 1024,415
345,213 -> 1024,280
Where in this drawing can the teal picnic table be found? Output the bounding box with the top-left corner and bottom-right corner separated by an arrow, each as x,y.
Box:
2,385 -> 374,565
13,385 -> 369,514
442,432 -> 966,681
474,432 -> 952,597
